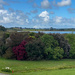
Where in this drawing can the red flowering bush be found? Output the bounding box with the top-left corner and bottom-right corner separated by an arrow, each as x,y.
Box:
12,40 -> 27,60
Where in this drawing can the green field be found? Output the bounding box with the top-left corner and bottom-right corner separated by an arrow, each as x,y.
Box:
0,58 -> 75,75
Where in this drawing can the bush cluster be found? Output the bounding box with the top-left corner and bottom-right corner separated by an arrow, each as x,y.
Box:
0,32 -> 74,60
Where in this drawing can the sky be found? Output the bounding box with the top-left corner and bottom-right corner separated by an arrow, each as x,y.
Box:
0,0 -> 75,28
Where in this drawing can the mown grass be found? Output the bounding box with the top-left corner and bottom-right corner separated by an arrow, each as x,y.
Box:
12,68 -> 75,75
0,58 -> 75,75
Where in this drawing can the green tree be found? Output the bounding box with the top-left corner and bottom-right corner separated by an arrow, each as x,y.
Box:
44,47 -> 64,60
52,34 -> 70,58
25,39 -> 45,60
65,34 -> 75,58
41,34 -> 58,48
0,25 -> 7,31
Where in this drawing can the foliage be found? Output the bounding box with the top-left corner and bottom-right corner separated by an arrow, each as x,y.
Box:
28,32 -> 35,36
9,32 -> 24,46
12,40 -> 27,60
35,32 -> 44,38
0,33 -> 9,56
44,47 -> 53,59
25,39 -> 45,60
0,25 -> 7,31
53,47 -> 64,60
52,34 -> 70,58
3,47 -> 14,59
41,34 -> 58,48
2,32 -> 10,43
0,32 -> 73,60
44,47 -> 64,60
0,44 -> 7,56
65,34 -> 75,58
25,36 -> 35,43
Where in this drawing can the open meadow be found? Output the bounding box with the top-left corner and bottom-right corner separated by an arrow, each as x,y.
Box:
0,58 -> 75,75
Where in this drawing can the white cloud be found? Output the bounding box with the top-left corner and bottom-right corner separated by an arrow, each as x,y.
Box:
3,17 -> 12,23
0,10 -> 7,14
41,0 -> 51,9
16,16 -> 20,19
33,25 -> 38,28
0,9 -> 29,25
39,11 -> 49,22
26,19 -> 29,23
54,16 -> 62,23
16,19 -> 25,25
57,0 -> 71,6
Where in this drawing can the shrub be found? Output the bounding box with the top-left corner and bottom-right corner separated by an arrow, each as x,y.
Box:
34,32 -> 44,38
12,40 -> 27,60
25,39 -> 45,60
44,47 -> 64,60
52,34 -> 70,58
0,44 -> 7,57
41,34 -> 58,48
10,32 -> 24,46
69,48 -> 75,59
53,47 -> 64,60
0,25 -> 7,31
2,32 -> 10,43
28,32 -> 35,36
3,47 -> 14,59
44,47 -> 53,59
65,34 -> 75,58
0,33 -> 9,56
25,35 -> 36,43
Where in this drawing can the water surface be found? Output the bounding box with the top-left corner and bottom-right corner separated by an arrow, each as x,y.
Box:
30,31 -> 75,34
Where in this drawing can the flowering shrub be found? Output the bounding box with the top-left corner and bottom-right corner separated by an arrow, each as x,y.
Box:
1,67 -> 12,72
12,40 -> 27,60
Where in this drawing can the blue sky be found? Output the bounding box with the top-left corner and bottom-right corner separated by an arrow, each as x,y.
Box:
0,0 -> 75,28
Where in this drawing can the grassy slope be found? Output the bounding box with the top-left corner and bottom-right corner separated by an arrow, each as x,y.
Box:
0,58 -> 75,75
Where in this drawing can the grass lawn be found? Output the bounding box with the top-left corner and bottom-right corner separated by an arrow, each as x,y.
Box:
0,58 -> 75,75
13,68 -> 75,75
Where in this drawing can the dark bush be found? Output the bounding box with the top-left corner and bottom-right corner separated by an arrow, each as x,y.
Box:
0,39 -> 7,56
52,34 -> 70,58
3,47 -> 14,59
0,25 -> 7,31
65,34 -> 75,58
9,32 -> 24,46
2,32 -> 10,43
0,33 -> 9,57
25,39 -> 45,60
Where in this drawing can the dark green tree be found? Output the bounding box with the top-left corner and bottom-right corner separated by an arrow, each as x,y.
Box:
0,25 -> 7,31
52,34 -> 70,58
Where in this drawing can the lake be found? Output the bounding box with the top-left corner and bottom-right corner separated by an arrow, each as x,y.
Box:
30,31 -> 75,34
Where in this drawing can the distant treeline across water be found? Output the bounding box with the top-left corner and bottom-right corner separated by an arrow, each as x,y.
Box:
30,31 -> 75,34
